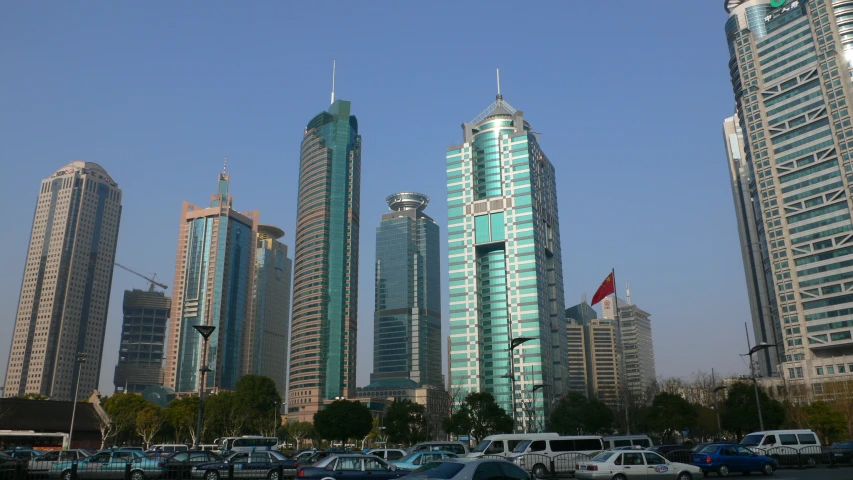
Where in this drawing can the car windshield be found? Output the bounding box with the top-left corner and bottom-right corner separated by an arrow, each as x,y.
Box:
409,462 -> 465,479
512,441 -> 531,453
591,452 -> 615,462
472,441 -> 490,453
699,446 -> 719,454
740,435 -> 764,447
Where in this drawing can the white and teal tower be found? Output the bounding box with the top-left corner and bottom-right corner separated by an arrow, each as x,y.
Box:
446,87 -> 568,431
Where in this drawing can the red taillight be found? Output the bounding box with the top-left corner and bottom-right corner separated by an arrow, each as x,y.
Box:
297,469 -> 304,477
294,463 -> 299,468
588,465 -> 598,472
705,456 -> 712,464
158,463 -> 165,468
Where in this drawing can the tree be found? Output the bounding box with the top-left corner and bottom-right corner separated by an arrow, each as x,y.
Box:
444,392 -> 512,443
16,393 -> 50,400
102,393 -> 152,444
136,406 -> 165,448
165,396 -> 200,445
385,399 -> 428,445
721,382 -> 785,439
204,391 -> 251,438
287,421 -> 314,450
551,393 -> 614,435
804,401 -> 846,445
313,400 -> 373,442
234,375 -> 282,435
645,392 -> 698,441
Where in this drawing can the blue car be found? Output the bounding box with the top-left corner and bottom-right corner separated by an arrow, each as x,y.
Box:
389,451 -> 458,471
691,443 -> 777,477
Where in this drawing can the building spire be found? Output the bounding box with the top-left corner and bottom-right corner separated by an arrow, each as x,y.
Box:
626,282 -> 631,304
331,60 -> 336,105
223,157 -> 227,174
496,67 -> 502,100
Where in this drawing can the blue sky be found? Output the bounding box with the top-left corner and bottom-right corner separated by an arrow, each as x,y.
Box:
0,1 -> 754,395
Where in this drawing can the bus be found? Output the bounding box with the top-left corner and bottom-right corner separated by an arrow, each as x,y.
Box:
0,431 -> 70,451
215,436 -> 278,453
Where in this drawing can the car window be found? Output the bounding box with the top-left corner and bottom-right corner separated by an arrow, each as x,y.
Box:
779,434 -> 798,446
550,440 -> 573,452
699,446 -> 718,454
338,458 -> 361,471
623,453 -> 644,466
797,434 -> 818,445
172,453 -> 190,462
761,435 -> 777,446
513,441 -> 531,453
112,452 -> 133,463
364,458 -> 386,471
614,440 -> 631,447
500,462 -> 530,480
736,447 -> 754,456
529,441 -> 546,452
643,453 -> 666,465
575,439 -> 603,451
39,452 -> 59,461
634,439 -> 651,448
740,434 -> 763,447
250,453 -> 268,463
231,454 -> 249,464
485,441 -> 504,454
387,451 -> 404,460
473,462 -> 505,480
447,445 -> 465,455
90,453 -> 111,463
721,447 -> 737,456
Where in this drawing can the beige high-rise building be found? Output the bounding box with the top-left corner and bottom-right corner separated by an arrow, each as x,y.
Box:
589,319 -> 620,407
565,322 -> 588,395
602,295 -> 657,404
4,161 -> 122,400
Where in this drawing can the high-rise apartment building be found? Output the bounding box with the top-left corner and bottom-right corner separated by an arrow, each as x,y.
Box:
246,225 -> 292,396
369,192 -> 442,388
565,322 -> 589,395
724,0 -> 853,384
113,289 -> 170,393
289,99 -> 361,421
4,161 -> 122,400
602,296 -> 656,403
446,92 -> 568,427
565,302 -> 621,406
164,171 -> 258,393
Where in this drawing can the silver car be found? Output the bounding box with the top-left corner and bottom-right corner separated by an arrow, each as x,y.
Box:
401,458 -> 534,480
575,450 -> 701,480
28,450 -> 92,474
49,449 -> 165,480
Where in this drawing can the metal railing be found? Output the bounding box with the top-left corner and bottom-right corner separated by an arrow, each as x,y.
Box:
511,452 -> 597,478
0,461 -> 296,480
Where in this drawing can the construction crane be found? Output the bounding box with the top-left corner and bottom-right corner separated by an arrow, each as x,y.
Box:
115,262 -> 168,292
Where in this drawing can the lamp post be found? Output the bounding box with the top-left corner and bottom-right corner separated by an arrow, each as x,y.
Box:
68,352 -> 87,448
508,337 -> 534,433
528,384 -> 549,433
193,324 -> 216,449
742,342 -> 777,432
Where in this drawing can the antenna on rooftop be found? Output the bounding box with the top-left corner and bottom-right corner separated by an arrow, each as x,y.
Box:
331,60 -> 336,105
496,67 -> 502,99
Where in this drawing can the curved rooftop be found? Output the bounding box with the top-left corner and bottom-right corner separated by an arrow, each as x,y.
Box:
53,161 -> 111,179
724,0 -> 758,13
258,224 -> 285,240
386,192 -> 430,212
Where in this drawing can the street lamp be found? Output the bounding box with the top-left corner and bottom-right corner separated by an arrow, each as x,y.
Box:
742,342 -> 777,432
528,384 -> 549,433
508,337 -> 534,433
68,352 -> 87,448
193,324 -> 216,449
713,384 -> 727,439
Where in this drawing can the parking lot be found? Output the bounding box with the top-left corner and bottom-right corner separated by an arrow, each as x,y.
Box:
727,467 -> 853,479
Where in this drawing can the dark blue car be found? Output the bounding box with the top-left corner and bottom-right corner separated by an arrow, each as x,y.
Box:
691,443 -> 777,477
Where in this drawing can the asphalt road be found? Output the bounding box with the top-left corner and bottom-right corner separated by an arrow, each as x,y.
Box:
724,467 -> 853,479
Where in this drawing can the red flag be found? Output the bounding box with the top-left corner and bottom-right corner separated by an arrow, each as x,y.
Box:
591,272 -> 615,306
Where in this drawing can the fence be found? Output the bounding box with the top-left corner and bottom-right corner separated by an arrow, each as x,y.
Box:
509,452 -> 597,478
0,460 -> 296,480
665,446 -> 853,469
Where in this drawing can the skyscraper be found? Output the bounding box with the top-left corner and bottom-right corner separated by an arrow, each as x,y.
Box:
588,319 -> 620,407
724,0 -> 853,384
4,161 -> 122,400
246,224 -> 292,397
602,296 -> 656,403
164,171 -> 258,393
113,289 -> 170,393
289,99 -> 361,421
369,192 -> 442,388
446,90 -> 568,428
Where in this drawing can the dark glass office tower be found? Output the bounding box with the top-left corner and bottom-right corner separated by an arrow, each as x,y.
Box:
114,289 -> 170,393
370,193 -> 442,388
289,100 -> 361,421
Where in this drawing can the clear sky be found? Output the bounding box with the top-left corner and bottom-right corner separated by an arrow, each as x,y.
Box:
0,1 -> 754,396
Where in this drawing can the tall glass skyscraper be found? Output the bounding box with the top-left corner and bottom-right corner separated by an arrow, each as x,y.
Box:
164,172 -> 258,393
369,192 -> 442,388
446,93 -> 568,430
289,99 -> 361,421
113,289 -> 170,393
724,0 -> 853,385
4,161 -> 122,400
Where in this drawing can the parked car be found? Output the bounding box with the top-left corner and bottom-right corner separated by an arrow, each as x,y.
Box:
146,445 -> 189,455
691,444 -> 777,477
367,449 -> 407,461
601,435 -> 654,450
575,450 -> 700,480
3,449 -> 44,462
292,451 -> 317,464
408,443 -> 469,456
161,451 -> 224,480
649,445 -> 688,455
49,449 -> 165,480
468,434 -> 559,459
296,454 -> 405,480
401,458 -> 533,480
390,452 -> 458,471
829,441 -> 853,463
739,429 -> 820,452
191,451 -> 296,480
28,450 -> 92,474
0,452 -> 21,471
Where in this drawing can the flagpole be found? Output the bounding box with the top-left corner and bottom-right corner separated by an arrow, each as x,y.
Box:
612,268 -> 630,435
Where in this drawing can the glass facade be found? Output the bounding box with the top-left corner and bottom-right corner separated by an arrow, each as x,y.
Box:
113,289 -> 170,393
447,96 -> 568,431
724,0 -> 853,381
289,100 -> 361,417
370,193 -> 442,388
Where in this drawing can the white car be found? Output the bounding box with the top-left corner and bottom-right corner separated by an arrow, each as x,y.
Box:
576,450 -> 702,480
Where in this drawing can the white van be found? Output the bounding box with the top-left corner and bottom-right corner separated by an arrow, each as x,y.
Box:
509,436 -> 604,477
602,435 -> 654,450
740,429 -> 821,452
468,433 -> 559,458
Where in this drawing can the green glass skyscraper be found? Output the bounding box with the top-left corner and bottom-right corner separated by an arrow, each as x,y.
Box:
446,91 -> 568,431
289,99 -> 361,422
